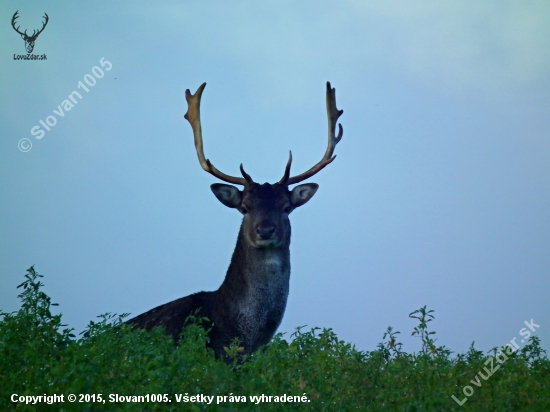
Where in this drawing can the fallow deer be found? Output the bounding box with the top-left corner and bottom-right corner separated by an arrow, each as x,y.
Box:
127,82 -> 344,359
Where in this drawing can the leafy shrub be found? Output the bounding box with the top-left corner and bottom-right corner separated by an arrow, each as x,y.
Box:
0,267 -> 548,411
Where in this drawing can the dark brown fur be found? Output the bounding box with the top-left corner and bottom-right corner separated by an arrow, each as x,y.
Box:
127,182 -> 316,359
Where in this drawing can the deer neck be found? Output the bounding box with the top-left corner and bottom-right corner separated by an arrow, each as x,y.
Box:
218,224 -> 291,305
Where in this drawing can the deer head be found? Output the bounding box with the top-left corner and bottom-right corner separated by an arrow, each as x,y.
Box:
11,11 -> 49,54
184,82 -> 343,249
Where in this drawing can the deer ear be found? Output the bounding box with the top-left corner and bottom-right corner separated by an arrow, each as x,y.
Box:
290,183 -> 318,207
211,184 -> 243,209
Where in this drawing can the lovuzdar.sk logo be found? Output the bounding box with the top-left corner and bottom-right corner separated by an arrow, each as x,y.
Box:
11,10 -> 49,60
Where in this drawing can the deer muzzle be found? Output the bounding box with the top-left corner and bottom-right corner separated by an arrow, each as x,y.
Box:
256,223 -> 276,240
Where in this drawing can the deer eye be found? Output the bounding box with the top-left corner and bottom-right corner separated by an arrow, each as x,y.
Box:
283,206 -> 291,214
240,206 -> 248,214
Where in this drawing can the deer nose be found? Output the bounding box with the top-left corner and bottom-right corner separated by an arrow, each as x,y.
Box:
256,225 -> 275,239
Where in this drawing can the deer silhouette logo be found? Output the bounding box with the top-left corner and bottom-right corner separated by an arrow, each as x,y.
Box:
11,11 -> 49,54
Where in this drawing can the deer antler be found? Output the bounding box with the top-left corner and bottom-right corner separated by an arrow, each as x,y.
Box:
279,81 -> 343,186
32,13 -> 49,39
184,83 -> 252,186
11,11 -> 49,39
11,11 -> 25,36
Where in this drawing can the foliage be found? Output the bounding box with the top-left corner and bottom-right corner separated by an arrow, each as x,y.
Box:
1,267 -> 548,411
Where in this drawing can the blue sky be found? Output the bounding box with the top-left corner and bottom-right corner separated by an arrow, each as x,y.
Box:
1,1 -> 549,354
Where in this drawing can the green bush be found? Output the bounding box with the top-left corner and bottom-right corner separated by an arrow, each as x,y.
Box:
1,267 -> 548,411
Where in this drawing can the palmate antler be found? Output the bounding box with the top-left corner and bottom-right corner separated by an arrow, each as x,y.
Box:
184,83 -> 251,185
184,82 -> 343,186
280,82 -> 344,185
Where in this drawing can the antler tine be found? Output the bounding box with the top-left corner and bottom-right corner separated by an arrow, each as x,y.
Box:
239,164 -> 254,184
184,83 -> 250,186
278,151 -> 293,184
285,81 -> 343,186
